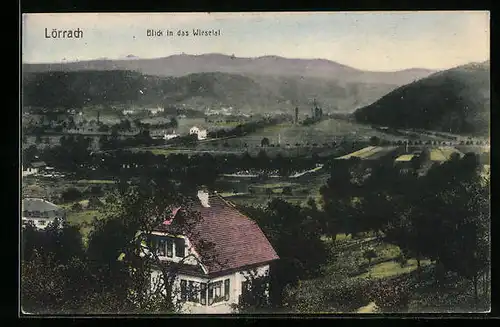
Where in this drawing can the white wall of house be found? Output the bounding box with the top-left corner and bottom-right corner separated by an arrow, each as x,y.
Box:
150,264 -> 270,314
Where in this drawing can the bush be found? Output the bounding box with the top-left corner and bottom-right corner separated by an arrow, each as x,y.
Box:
323,277 -> 374,312
368,278 -> 411,312
71,202 -> 83,212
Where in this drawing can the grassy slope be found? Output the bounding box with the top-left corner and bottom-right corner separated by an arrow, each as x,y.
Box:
293,234 -> 489,313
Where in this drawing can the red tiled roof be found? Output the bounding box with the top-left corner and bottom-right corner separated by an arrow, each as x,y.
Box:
155,194 -> 279,275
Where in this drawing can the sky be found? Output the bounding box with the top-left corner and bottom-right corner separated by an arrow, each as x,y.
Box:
22,11 -> 490,71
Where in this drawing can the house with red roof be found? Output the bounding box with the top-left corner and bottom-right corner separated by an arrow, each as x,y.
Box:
144,190 -> 279,314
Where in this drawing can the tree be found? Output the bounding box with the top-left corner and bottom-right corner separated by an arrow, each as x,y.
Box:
232,269 -> 272,313
61,187 -> 82,203
363,248 -> 377,275
261,137 -> 270,147
169,117 -> 178,129
21,220 -> 90,313
240,199 -> 328,307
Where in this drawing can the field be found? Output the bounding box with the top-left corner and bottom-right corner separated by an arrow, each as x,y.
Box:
218,171 -> 330,207
233,119 -> 395,147
430,147 -> 464,162
66,209 -> 102,245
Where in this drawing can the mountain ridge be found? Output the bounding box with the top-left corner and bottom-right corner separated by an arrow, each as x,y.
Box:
23,53 -> 436,86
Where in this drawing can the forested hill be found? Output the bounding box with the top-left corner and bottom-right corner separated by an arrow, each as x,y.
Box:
353,61 -> 490,136
22,70 -> 400,113
23,53 -> 435,85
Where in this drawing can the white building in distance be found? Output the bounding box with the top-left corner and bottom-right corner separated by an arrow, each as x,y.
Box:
189,126 -> 208,140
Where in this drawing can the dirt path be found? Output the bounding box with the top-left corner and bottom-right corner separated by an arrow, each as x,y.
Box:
357,302 -> 378,313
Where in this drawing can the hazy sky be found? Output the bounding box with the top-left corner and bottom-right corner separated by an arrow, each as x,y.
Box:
22,11 -> 489,71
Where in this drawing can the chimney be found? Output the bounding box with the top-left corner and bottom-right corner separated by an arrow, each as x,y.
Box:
197,190 -> 210,207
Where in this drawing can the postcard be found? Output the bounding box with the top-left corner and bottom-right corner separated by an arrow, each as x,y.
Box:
21,11 -> 490,315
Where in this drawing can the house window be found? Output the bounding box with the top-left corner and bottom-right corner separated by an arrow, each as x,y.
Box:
166,239 -> 173,258
208,281 -> 224,305
180,279 -> 187,302
188,281 -> 199,303
175,238 -> 185,258
242,280 -> 251,295
224,279 -> 230,301
200,283 -> 207,305
38,220 -> 46,226
157,238 -> 166,256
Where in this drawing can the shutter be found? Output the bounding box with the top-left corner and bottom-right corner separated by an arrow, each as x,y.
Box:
200,283 -> 207,305
180,279 -> 187,301
224,279 -> 230,301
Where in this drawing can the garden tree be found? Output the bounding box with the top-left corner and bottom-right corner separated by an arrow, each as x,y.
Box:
261,137 -> 270,147
239,199 -> 328,307
232,269 -> 272,313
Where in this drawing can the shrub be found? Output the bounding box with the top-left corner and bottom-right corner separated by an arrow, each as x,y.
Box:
323,277 -> 374,312
368,278 -> 411,312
